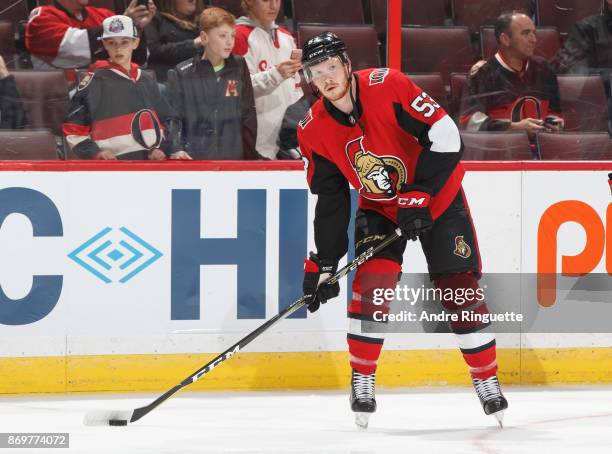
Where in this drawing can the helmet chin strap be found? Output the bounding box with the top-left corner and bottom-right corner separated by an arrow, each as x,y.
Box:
345,64 -> 366,136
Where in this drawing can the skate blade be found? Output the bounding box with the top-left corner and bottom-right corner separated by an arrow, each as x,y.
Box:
354,412 -> 370,430
492,410 -> 505,428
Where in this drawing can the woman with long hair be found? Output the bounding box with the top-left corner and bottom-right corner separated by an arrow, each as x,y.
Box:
146,0 -> 206,81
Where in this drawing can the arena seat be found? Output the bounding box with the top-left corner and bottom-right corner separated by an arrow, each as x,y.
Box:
292,0 -> 364,25
480,26 -> 561,60
11,70 -> 70,136
0,0 -> 29,23
209,0 -> 244,17
370,0 -> 447,37
297,25 -> 380,70
401,26 -> 475,87
536,0 -> 603,34
557,75 -> 609,132
449,72 -> 468,118
537,132 -> 612,160
0,129 -> 58,160
406,73 -> 448,112
452,0 -> 530,34
460,131 -> 533,160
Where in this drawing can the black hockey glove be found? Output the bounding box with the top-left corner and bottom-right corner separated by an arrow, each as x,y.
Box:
302,253 -> 340,313
396,184 -> 434,241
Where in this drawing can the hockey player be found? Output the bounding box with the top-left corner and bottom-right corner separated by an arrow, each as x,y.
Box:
63,15 -> 176,159
297,32 -> 508,429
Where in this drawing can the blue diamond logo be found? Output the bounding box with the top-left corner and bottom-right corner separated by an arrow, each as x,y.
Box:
68,227 -> 163,284
107,249 -> 124,261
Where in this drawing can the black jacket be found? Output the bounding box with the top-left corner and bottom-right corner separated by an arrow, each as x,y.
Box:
0,75 -> 27,130
166,54 -> 258,160
461,55 -> 562,131
553,4 -> 612,74
145,14 -> 200,82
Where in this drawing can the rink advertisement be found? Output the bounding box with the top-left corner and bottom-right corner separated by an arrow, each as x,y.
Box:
0,161 -> 611,393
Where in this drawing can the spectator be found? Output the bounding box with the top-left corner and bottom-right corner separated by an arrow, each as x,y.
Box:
233,0 -> 303,159
460,11 -> 564,139
63,15 -> 177,160
553,0 -> 612,75
146,0 -> 206,82
0,56 -> 27,130
166,7 -> 257,160
26,0 -> 155,81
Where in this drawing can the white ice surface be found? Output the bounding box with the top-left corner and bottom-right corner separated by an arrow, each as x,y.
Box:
1,387 -> 612,453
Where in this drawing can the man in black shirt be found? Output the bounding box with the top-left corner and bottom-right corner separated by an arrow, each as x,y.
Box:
461,11 -> 564,137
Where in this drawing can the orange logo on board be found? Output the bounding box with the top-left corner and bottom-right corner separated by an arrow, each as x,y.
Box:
537,200 -> 612,307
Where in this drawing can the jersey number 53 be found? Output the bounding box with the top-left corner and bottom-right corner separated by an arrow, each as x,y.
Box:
410,92 -> 440,118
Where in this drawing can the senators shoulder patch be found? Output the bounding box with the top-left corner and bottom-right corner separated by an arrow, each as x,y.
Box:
369,68 -> 389,85
77,72 -> 95,91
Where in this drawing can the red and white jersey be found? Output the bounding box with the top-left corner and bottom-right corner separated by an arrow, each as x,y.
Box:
63,60 -> 170,158
26,2 -> 113,70
233,17 -> 303,158
298,68 -> 464,259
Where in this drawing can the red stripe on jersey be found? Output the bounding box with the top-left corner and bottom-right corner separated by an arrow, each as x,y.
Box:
63,122 -> 91,136
90,110 -> 160,141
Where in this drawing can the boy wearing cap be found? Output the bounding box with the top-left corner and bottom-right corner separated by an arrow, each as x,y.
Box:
64,15 -> 178,160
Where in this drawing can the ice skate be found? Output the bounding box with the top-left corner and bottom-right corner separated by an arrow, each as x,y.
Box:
350,369 -> 376,429
472,375 -> 508,428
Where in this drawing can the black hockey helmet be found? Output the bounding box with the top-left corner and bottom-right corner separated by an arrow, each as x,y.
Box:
301,32 -> 349,82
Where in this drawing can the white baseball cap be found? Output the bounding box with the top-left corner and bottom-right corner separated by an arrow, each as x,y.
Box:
101,15 -> 138,40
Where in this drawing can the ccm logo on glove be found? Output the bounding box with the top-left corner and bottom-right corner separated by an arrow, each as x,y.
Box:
397,192 -> 431,207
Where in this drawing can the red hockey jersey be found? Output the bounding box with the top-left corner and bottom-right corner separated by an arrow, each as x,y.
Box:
26,2 -> 113,70
297,68 -> 464,261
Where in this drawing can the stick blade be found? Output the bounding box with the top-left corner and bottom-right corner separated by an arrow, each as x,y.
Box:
83,409 -> 134,426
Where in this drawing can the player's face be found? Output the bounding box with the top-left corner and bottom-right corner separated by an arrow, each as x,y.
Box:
246,0 -> 281,27
175,0 -> 197,17
202,24 -> 236,61
309,57 -> 350,101
102,37 -> 139,69
507,14 -> 537,59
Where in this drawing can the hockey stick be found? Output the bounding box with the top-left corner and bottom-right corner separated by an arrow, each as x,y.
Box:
83,228 -> 402,426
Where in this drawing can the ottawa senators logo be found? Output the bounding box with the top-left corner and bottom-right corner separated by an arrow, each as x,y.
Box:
131,109 -> 163,150
453,236 -> 471,259
345,136 -> 406,200
511,96 -> 542,122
